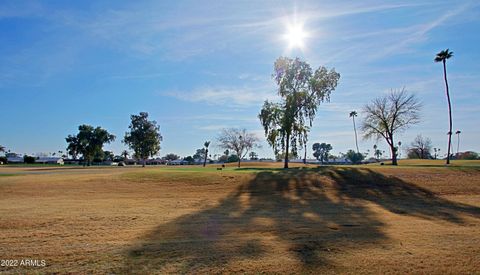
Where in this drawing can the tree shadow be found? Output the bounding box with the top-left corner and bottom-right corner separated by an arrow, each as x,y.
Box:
119,167 -> 480,273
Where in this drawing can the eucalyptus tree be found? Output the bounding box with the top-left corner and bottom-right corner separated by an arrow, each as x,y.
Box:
435,49 -> 454,164
123,112 -> 162,167
312,142 -> 332,164
349,111 -> 360,153
361,89 -> 421,165
259,57 -> 340,168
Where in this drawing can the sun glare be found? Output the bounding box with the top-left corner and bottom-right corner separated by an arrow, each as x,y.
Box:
284,23 -> 309,50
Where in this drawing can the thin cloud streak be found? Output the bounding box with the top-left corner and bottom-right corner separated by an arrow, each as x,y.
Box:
161,84 -> 277,107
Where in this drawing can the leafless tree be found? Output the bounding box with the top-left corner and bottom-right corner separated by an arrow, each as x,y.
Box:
217,128 -> 259,167
407,135 -> 432,159
361,88 -> 421,165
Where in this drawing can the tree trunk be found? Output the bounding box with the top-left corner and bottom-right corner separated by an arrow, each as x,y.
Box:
353,117 -> 359,153
443,60 -> 452,165
203,149 -> 208,167
303,143 -> 307,164
284,133 -> 290,169
390,142 -> 398,166
457,134 -> 460,155
142,158 -> 146,167
238,159 -> 241,168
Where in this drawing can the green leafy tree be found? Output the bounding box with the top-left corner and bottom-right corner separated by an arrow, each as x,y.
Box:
184,156 -> 194,163
435,49 -> 454,164
349,111 -> 360,153
67,125 -> 116,166
65,135 -> 81,160
227,154 -> 240,163
123,112 -> 162,167
103,150 -> 114,161
259,57 -> 340,168
24,155 -> 36,164
164,153 -> 180,161
193,148 -> 206,161
249,151 -> 258,160
312,142 -> 332,164
361,89 -> 421,165
345,150 -> 365,164
217,128 -> 259,167
203,141 -> 210,167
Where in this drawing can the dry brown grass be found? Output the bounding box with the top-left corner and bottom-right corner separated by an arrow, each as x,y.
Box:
0,163 -> 479,274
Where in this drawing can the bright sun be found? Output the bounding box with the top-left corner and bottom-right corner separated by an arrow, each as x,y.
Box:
284,23 -> 308,50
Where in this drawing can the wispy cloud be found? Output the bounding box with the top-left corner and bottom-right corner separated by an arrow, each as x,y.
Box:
369,3 -> 473,59
161,84 -> 276,107
316,2 -> 474,65
107,72 -> 170,80
196,124 -> 230,131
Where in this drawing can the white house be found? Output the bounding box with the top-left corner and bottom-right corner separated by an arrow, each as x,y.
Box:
35,157 -> 64,165
169,159 -> 189,165
7,156 -> 24,163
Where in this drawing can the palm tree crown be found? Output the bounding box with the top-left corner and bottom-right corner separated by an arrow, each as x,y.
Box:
434,49 -> 453,62
349,110 -> 359,153
203,141 -> 210,167
435,48 -> 454,164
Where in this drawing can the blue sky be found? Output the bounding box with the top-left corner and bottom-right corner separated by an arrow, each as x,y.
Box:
1,0 -> 479,159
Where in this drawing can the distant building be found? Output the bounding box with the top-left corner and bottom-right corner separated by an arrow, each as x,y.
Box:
6,156 -> 24,163
124,159 -> 137,165
35,157 -> 64,165
168,159 -> 190,165
146,158 -> 166,165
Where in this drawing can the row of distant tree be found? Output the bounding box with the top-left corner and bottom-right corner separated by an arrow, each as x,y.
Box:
65,112 -> 159,167
0,50 -> 468,167
63,113 -> 262,167
405,134 -> 477,160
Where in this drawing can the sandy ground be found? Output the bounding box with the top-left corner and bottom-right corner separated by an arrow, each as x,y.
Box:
0,163 -> 479,274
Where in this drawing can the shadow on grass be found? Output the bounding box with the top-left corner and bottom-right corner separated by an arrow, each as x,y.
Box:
120,167 -> 480,273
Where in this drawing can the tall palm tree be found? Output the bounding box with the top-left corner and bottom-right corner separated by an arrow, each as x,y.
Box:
0,145 -> 5,153
455,130 -> 461,155
349,111 -> 360,153
435,49 -> 454,164
203,141 -> 210,167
